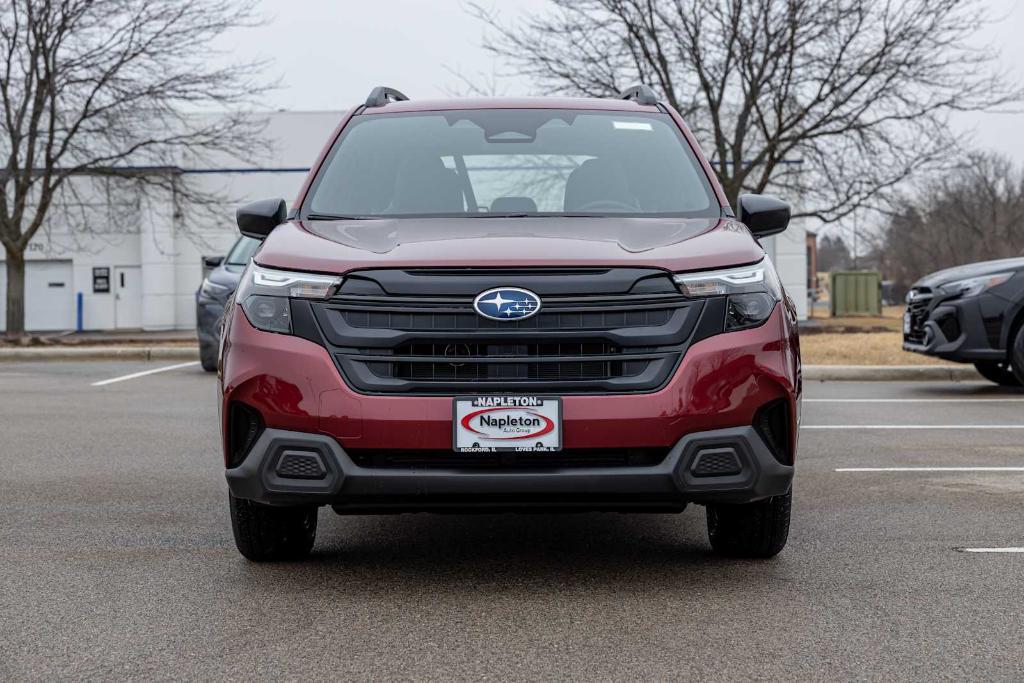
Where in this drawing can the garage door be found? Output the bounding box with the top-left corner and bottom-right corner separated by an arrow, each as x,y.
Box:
0,260 -> 75,332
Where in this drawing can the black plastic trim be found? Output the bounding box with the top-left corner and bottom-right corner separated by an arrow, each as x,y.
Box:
225,425 -> 793,508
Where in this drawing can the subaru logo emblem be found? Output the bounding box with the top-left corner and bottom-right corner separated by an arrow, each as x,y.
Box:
473,287 -> 542,321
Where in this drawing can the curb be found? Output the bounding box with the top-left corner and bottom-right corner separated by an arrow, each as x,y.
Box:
0,345 -> 199,362
803,364 -> 982,382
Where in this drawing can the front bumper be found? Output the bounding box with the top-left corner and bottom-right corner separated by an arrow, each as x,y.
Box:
902,295 -> 1005,362
226,425 -> 793,510
220,301 -> 800,510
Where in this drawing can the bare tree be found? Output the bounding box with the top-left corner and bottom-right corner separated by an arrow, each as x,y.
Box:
0,0 -> 270,338
874,152 -> 1024,292
469,0 -> 1020,221
816,234 -> 852,273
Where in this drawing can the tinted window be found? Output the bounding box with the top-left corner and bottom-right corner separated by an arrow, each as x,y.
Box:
225,236 -> 260,266
305,110 -> 718,218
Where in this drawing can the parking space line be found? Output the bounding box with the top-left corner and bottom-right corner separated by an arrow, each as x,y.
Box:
805,398 -> 1024,403
91,361 -> 201,386
958,548 -> 1024,553
836,467 -> 1024,472
804,425 -> 1024,429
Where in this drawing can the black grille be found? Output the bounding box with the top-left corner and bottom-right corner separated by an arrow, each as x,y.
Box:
904,289 -> 933,344
365,340 -> 648,382
347,448 -> 669,470
341,307 -> 672,331
304,268 -> 706,395
691,449 -> 743,477
275,451 -> 327,479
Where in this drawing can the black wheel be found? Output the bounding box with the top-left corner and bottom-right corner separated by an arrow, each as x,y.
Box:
229,493 -> 318,561
706,492 -> 791,558
973,361 -> 1021,387
1012,324 -> 1024,386
199,342 -> 218,372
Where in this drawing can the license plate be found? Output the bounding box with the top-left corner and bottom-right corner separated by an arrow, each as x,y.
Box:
453,396 -> 562,452
903,311 -> 911,334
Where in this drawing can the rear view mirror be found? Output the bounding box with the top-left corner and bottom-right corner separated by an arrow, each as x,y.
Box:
738,194 -> 790,238
236,198 -> 287,240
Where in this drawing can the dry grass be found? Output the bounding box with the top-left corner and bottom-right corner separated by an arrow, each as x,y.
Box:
801,332 -> 954,365
806,305 -> 906,332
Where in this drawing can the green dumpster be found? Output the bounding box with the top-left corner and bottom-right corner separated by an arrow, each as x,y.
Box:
830,271 -> 882,317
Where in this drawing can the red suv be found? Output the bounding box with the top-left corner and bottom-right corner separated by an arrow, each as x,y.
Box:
221,86 -> 801,561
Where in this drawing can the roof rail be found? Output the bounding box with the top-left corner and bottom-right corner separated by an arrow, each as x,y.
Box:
619,84 -> 659,106
364,86 -> 410,108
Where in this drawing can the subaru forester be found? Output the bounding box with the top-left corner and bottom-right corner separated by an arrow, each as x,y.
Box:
220,85 -> 801,561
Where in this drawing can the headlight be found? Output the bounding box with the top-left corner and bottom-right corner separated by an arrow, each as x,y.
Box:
943,272 -> 1013,298
236,261 -> 342,333
673,259 -> 782,331
198,279 -> 230,300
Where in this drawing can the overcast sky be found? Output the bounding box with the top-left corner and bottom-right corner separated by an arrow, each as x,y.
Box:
224,0 -> 1024,164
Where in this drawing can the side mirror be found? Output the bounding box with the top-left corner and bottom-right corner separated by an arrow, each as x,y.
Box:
738,194 -> 790,238
236,198 -> 287,240
202,255 -> 224,270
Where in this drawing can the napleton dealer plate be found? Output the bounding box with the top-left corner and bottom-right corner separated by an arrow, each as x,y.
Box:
453,396 -> 562,452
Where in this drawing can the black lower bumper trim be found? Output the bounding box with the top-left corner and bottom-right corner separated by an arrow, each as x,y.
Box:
225,426 -> 793,510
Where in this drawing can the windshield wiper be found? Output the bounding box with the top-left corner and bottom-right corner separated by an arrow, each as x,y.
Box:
304,212 -> 372,221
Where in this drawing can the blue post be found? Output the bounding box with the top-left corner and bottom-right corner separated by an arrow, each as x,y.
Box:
76,292 -> 83,332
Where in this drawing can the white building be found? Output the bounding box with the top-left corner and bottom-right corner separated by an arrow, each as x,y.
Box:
0,112 -> 340,333
1,110 -> 808,332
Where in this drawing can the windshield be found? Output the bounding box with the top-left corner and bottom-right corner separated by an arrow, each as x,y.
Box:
303,109 -> 719,219
225,236 -> 260,266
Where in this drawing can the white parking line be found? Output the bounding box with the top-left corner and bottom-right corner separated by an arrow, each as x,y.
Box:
91,361 -> 200,386
836,467 -> 1024,472
805,398 -> 1024,403
959,548 -> 1024,553
804,425 -> 1024,429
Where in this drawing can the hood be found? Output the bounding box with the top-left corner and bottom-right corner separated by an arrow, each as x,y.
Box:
206,263 -> 245,289
913,256 -> 1024,289
253,216 -> 764,274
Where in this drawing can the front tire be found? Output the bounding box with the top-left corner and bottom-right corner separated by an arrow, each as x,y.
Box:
706,492 -> 791,558
1011,325 -> 1024,386
229,493 -> 318,561
973,361 -> 1021,387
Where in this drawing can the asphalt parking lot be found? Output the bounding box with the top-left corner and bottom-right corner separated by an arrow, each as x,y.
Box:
1,361 -> 1023,680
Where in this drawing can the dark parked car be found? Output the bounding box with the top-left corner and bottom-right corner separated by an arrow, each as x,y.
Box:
195,236 -> 260,371
219,86 -> 801,562
903,257 -> 1024,386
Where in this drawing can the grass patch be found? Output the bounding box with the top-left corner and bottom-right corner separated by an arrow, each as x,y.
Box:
801,332 -> 954,365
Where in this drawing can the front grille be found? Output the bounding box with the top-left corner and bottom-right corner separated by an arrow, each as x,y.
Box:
341,307 -> 672,331
305,268 -> 706,395
365,340 -> 648,383
904,289 -> 933,344
347,448 -> 669,469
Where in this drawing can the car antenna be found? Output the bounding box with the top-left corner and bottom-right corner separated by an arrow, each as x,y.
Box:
618,84 -> 659,106
364,86 -> 410,108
